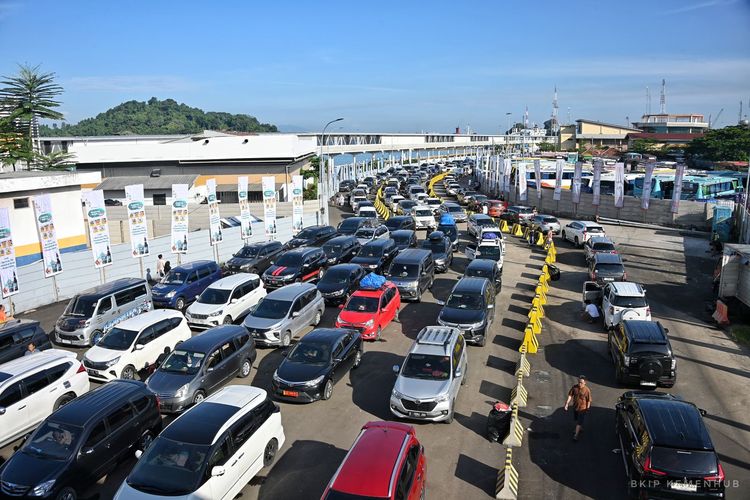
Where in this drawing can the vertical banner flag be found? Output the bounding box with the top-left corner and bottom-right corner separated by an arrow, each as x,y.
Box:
534,159 -> 542,200
592,159 -> 603,206
238,177 -> 252,240
641,164 -> 655,210
503,158 -> 512,196
671,164 -> 685,213
0,209 -> 19,298
32,194 -> 63,277
292,175 -> 304,235
82,190 -> 113,268
207,178 -> 222,245
262,176 -> 277,239
497,157 -> 505,194
171,184 -> 189,253
572,161 -> 583,204
518,163 -> 528,201
125,184 -> 149,257
553,159 -> 564,201
614,162 -> 625,208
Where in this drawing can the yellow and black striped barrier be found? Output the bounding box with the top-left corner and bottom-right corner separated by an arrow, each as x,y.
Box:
509,372 -> 528,408
502,403 -> 525,447
495,447 -> 520,500
516,345 -> 531,377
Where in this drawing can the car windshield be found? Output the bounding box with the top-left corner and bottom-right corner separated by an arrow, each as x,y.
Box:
356,228 -> 375,238
275,253 -> 304,267
543,217 -> 558,223
466,267 -> 492,279
587,226 -> 605,233
345,296 -> 379,313
159,349 -> 206,375
323,243 -> 343,256
287,341 -> 331,365
595,264 -> 624,274
447,206 -> 463,213
358,245 -> 383,258
401,353 -> 451,380
338,220 -> 361,232
477,219 -> 495,227
64,296 -> 97,317
477,246 -> 501,261
446,292 -> 485,310
234,246 -> 259,258
296,228 -> 317,239
422,240 -> 446,253
126,437 -> 211,496
593,242 -> 616,251
97,327 -> 138,350
252,298 -> 292,320
163,270 -> 188,285
401,201 -> 418,209
611,295 -> 648,307
414,209 -> 432,217
438,225 -> 457,237
388,263 -> 419,278
321,268 -> 352,285
198,288 -> 231,305
22,421 -> 82,460
392,234 -> 412,247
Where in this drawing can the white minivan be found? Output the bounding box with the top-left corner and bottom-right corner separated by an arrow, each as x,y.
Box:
82,309 -> 191,382
115,386 -> 285,500
186,273 -> 266,329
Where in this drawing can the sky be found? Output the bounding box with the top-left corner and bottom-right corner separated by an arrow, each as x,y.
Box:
1,0 -> 749,134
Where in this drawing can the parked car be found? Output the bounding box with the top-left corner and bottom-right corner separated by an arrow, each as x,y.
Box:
615,392 -> 724,498
355,224 -> 390,246
283,225 -> 337,250
398,200 -> 419,216
146,325 -> 257,413
222,241 -> 283,275
0,350 -> 89,449
390,195 -> 405,213
412,206 -> 437,231
424,197 -> 442,214
317,264 -> 367,303
272,328 -> 363,402
583,281 -> 651,329
55,278 -> 152,347
561,220 -> 606,246
186,273 -> 266,329
384,216 -> 416,232
390,326 -> 467,423
467,214 -> 499,239
464,259 -> 502,293
437,277 -> 495,346
115,386 -> 284,500
421,231 -> 453,272
321,421 -> 426,500
466,194 -> 490,214
337,217 -> 369,236
589,253 -> 627,284
350,239 -> 399,273
152,261 -> 222,311
391,229 -> 418,252
437,219 -> 459,249
501,205 -> 535,226
385,249 -> 434,302
322,235 -> 361,265
584,236 -> 617,262
609,320 -> 676,387
530,214 -> 561,234
358,205 -> 378,219
0,380 -> 161,500
0,319 -> 51,365
335,281 -> 401,341
262,246 -> 327,289
487,199 -> 507,217
243,282 -> 325,347
408,185 -> 426,201
438,202 -> 467,223
83,309 -> 191,382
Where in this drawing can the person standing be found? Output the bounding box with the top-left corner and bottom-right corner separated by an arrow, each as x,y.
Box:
163,261 -> 171,275
564,375 -> 592,441
156,254 -> 166,277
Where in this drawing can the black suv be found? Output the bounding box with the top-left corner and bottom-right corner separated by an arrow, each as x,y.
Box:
337,217 -> 369,236
384,216 -> 416,232
609,320 -> 676,388
0,380 -> 161,499
464,259 -> 502,293
317,264 -> 366,303
0,319 -> 50,364
616,392 -> 725,499
322,235 -> 361,265
350,239 -> 399,274
590,252 -> 627,284
262,246 -> 328,289
284,225 -> 337,250
437,277 -> 496,346
222,240 -> 284,275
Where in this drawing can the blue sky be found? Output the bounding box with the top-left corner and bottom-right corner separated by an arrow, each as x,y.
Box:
1,0 -> 749,133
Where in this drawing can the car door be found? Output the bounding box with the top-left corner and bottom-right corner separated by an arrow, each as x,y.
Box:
601,285 -> 614,324
0,381 -> 29,442
10,327 -> 36,362
102,401 -> 139,463
330,339 -> 347,383
133,325 -> 156,370
394,444 -> 421,500
219,340 -> 242,380
381,287 -> 396,325
96,296 -> 116,331
21,368 -> 54,425
203,434 -> 236,498
77,419 -> 111,482
301,290 -> 318,325
204,348 -> 227,393
228,285 -> 245,319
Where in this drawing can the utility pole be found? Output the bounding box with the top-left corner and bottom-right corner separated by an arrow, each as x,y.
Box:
660,79 -> 666,114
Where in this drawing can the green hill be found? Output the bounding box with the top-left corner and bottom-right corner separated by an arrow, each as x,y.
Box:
40,97 -> 277,136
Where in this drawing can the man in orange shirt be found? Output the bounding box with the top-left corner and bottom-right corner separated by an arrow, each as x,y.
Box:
564,375 -> 592,441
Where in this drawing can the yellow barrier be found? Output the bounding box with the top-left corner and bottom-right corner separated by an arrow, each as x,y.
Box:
495,447 -> 520,500
512,224 -> 524,237
500,220 -> 510,233
520,325 -> 538,353
530,315 -> 543,335
523,227 -> 530,239
515,348 -> 531,377
509,372 -> 528,407
535,232 -> 546,246
502,403 -> 525,447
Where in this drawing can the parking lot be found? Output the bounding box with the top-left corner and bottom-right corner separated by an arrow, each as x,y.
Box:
5,179 -> 750,500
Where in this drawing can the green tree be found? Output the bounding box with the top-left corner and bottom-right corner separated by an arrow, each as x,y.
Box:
687,126 -> 750,162
34,150 -> 76,171
537,142 -> 556,152
630,139 -> 659,154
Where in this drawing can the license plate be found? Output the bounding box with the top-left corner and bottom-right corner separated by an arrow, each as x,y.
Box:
59,339 -> 72,344
669,482 -> 697,492
282,390 -> 299,397
87,369 -> 99,376
639,381 -> 657,386
410,412 -> 426,417
603,278 -> 614,282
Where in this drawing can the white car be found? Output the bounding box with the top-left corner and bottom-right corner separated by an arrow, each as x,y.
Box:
584,281 -> 651,329
357,206 -> 378,219
186,273 -> 266,329
83,309 -> 192,381
0,350 -> 89,448
390,195 -> 405,212
412,206 -> 437,230
408,186 -> 426,200
351,196 -> 367,213
356,183 -> 370,195
415,192 -> 430,204
447,183 -> 461,196
425,197 -> 442,213
561,221 -> 606,247
115,386 -> 285,500
355,224 -> 390,245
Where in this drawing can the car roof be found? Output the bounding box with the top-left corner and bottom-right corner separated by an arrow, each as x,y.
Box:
466,259 -> 496,272
283,246 -> 322,257
206,273 -> 259,290
452,277 -> 489,293
300,328 -> 351,344
177,325 -> 247,352
622,320 -> 667,344
0,349 -> 77,379
589,236 -> 613,244
390,229 -> 416,238
609,282 -> 644,296
579,221 -> 604,228
76,277 -> 147,297
363,238 -> 392,248
393,248 -> 431,263
412,326 -> 459,356
594,253 -> 623,263
0,318 -> 40,333
472,214 -> 492,220
442,202 -> 460,207
242,240 -> 282,249
115,309 -> 184,331
266,282 -> 316,300
340,217 -> 366,225
636,396 -> 714,449
325,235 -> 358,244
51,380 -> 148,426
388,216 -> 411,222
326,263 -> 362,273
174,260 -> 216,272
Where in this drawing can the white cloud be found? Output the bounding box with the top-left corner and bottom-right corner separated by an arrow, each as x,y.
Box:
66,75 -> 199,93
659,0 -> 738,15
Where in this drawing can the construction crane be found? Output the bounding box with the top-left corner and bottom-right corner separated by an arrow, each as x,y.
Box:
708,108 -> 723,129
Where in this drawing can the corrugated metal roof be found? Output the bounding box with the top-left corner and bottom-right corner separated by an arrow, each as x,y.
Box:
96,174 -> 199,191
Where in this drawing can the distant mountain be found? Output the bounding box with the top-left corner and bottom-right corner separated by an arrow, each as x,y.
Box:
40,97 -> 277,136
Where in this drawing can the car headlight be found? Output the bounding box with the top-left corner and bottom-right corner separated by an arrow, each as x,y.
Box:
241,264 -> 253,271
435,258 -> 446,265
392,388 -> 405,399
304,375 -> 326,387
404,281 -> 418,289
465,320 -> 485,331
435,392 -> 450,403
368,264 -> 378,269
273,370 -> 282,384
105,356 -> 121,368
329,289 -> 345,296
166,290 -> 176,298
175,383 -> 190,399
29,479 -> 55,497
208,309 -> 223,317
364,319 -> 374,328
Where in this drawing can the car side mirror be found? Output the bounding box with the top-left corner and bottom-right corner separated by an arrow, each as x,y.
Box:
436,300 -> 445,306
211,466 -> 226,477
0,407 -> 5,416
81,446 -> 95,456
134,344 -> 145,351
699,408 -> 708,416
281,350 -> 288,357
195,295 -> 200,300
454,368 -> 463,378
230,298 -> 238,304
291,311 -> 300,318
664,328 -> 669,333
338,304 -> 344,309
392,364 -> 400,374
135,449 -> 143,459
333,358 -> 342,363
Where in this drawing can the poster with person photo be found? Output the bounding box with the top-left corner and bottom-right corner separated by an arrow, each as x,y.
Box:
0,208 -> 19,298
82,190 -> 113,268
171,184 -> 189,253
238,176 -> 252,240
125,184 -> 150,257
262,176 -> 277,239
32,194 -> 63,277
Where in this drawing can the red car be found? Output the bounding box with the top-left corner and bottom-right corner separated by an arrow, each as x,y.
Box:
487,199 -> 507,218
322,421 -> 426,500
335,281 -> 401,341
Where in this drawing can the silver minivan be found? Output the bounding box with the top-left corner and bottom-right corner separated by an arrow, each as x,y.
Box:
242,283 -> 325,347
55,278 -> 152,346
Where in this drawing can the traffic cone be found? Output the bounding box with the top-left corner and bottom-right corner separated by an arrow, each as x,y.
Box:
501,220 -> 510,233
513,224 -> 524,237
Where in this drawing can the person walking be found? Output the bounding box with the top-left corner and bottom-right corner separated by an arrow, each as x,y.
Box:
564,375 -> 592,441
156,254 -> 166,277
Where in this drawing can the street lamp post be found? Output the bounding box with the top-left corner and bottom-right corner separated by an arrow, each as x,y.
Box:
318,118 -> 344,223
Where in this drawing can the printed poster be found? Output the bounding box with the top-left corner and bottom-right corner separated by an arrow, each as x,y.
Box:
262,176 -> 278,239
592,159 -> 603,206
572,161 -> 583,204
534,159 -> 542,200
671,164 -> 685,213
32,194 -> 63,277
125,184 -> 149,257
238,177 -> 252,240
82,190 -> 113,268
518,163 -> 528,201
292,175 -> 304,235
614,163 -> 625,208
0,209 -> 19,298
641,164 -> 655,210
171,184 -> 189,253
207,178 -> 222,245
553,159 -> 564,201
498,157 -> 505,193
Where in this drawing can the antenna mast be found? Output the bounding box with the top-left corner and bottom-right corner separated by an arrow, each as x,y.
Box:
659,79 -> 666,114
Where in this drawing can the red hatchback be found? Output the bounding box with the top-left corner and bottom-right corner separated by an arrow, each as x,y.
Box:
335,281 -> 401,341
487,199 -> 507,218
322,421 -> 426,500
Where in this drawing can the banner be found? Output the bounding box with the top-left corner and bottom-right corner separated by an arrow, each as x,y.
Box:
534,159 -> 542,200
572,161 -> 583,204
262,176 -> 278,239
503,158 -> 512,195
553,159 -> 564,201
32,194 -> 62,277
171,184 -> 189,253
592,160 -> 603,206
207,179 -> 222,245
238,177 -> 252,240
124,184 -> 149,258
0,209 -> 19,298
518,163 -> 528,201
614,162 -> 625,208
82,190 -> 112,268
292,175 -> 304,235
671,164 -> 685,213
641,164 -> 655,210
498,157 -> 505,193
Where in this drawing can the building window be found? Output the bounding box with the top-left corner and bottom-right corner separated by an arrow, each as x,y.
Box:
153,194 -> 167,206
13,198 -> 29,209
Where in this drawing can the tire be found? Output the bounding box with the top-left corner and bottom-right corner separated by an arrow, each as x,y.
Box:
281,331 -> 292,347
193,390 -> 206,405
415,288 -> 422,303
445,400 -> 455,424
375,327 -> 382,341
53,393 -> 76,410
353,349 -> 363,369
120,365 -> 137,380
175,297 -> 186,311
615,364 -> 624,384
574,236 -> 580,247
477,333 -> 486,347
263,438 -> 279,467
90,330 -> 103,347
238,358 -> 252,378
561,230 -> 567,242
222,315 -> 233,325
322,379 -> 334,400
313,310 -> 322,326
139,430 -> 155,452
55,487 -> 77,500
249,268 -> 258,275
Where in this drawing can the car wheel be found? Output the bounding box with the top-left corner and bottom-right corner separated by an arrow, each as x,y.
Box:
313,310 -> 322,326
90,330 -> 103,346
281,331 -> 292,347
222,315 -> 233,325
53,393 -> 76,410
375,326 -> 382,341
175,297 -> 186,311
574,236 -> 580,247
445,400 -> 455,424
55,487 -> 77,500
477,333 -> 486,347
193,390 -> 206,405
561,230 -> 567,242
353,349 -> 363,368
249,267 -> 258,275
139,430 -> 155,452
121,365 -> 137,380
416,288 -> 422,303
322,379 -> 334,400
238,358 -> 252,378
263,438 -> 279,467
615,364 -> 624,384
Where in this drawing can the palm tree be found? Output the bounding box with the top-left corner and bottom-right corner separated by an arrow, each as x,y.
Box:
34,150 -> 76,171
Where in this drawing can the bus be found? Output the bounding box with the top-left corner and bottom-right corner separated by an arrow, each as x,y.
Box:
633,174 -> 743,201
581,172 -> 641,196
524,163 -> 591,190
